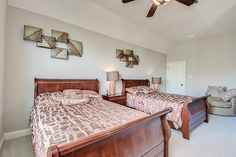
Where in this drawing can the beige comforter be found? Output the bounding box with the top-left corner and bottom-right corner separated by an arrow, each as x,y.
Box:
127,92 -> 193,129
30,92 -> 147,157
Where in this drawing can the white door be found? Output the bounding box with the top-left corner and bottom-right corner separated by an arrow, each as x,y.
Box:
166,61 -> 186,95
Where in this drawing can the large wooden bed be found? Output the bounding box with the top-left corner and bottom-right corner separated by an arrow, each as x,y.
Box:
33,78 -> 172,157
121,79 -> 209,140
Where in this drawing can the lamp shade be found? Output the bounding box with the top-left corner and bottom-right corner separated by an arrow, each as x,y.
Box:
152,77 -> 161,84
107,71 -> 119,81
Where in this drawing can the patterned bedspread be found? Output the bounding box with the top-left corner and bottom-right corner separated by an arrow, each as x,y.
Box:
127,92 -> 193,129
30,92 -> 147,157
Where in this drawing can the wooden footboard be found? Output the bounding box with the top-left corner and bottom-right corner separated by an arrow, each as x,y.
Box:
47,109 -> 172,157
178,96 -> 208,140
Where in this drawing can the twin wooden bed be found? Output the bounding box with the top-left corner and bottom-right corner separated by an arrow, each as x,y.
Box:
121,79 -> 209,140
32,78 -> 172,157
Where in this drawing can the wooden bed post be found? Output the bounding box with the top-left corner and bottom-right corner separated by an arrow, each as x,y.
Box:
161,113 -> 171,157
180,105 -> 191,140
47,145 -> 59,157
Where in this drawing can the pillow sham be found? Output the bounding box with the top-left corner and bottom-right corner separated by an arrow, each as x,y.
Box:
61,95 -> 89,105
63,89 -> 81,96
125,86 -> 154,95
81,90 -> 100,98
219,89 -> 236,102
206,86 -> 227,97
35,92 -> 63,107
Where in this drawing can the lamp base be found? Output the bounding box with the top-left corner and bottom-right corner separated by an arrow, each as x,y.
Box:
154,84 -> 159,92
109,81 -> 116,95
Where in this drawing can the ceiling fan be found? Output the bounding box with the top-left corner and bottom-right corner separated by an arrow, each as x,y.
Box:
122,0 -> 198,17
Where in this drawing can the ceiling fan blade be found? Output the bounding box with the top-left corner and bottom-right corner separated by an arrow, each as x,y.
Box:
147,3 -> 158,17
122,0 -> 135,3
175,0 -> 197,6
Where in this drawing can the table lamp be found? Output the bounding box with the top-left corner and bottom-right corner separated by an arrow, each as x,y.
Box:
107,71 -> 119,95
152,76 -> 162,92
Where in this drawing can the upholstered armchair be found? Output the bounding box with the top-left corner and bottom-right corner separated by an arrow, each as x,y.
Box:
207,96 -> 236,116
206,86 -> 236,116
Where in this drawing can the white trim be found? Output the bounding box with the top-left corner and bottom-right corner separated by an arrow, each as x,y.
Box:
0,133 -> 5,151
5,129 -> 31,140
0,129 -> 31,150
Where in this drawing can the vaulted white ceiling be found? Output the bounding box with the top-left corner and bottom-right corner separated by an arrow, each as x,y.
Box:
8,0 -> 236,54
91,0 -> 236,41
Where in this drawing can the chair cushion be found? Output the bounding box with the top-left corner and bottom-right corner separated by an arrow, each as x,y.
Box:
219,89 -> 236,102
206,86 -> 227,97
207,96 -> 232,108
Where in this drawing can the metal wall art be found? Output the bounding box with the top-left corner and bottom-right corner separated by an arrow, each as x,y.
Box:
51,48 -> 68,59
52,30 -> 68,43
36,35 -> 56,49
68,39 -> 83,57
24,25 -> 83,60
116,49 -> 139,68
23,25 -> 42,42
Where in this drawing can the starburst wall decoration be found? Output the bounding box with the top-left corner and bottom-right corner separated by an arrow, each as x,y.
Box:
116,49 -> 139,68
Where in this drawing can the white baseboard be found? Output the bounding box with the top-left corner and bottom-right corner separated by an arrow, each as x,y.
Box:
0,133 -> 5,151
0,129 -> 31,150
5,129 -> 31,140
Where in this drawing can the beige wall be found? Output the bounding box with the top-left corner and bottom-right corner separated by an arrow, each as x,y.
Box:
168,32 -> 236,96
4,7 -> 167,132
0,0 -> 7,140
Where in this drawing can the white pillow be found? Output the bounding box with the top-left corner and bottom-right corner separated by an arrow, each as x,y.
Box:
219,89 -> 236,102
61,95 -> 89,105
81,90 -> 100,98
63,89 -> 81,96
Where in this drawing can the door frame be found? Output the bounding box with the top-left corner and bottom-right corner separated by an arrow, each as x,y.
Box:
166,61 -> 186,95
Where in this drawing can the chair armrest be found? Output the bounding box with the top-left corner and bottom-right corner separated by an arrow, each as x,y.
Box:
231,97 -> 236,109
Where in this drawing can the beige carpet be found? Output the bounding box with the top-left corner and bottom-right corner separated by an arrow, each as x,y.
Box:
1,115 -> 236,157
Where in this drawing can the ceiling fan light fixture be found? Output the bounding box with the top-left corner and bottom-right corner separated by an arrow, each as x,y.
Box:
123,0 -> 196,18
153,0 -> 160,6
153,0 -> 171,6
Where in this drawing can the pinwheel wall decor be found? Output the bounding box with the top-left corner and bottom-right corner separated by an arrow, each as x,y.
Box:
23,25 -> 83,60
116,49 -> 139,68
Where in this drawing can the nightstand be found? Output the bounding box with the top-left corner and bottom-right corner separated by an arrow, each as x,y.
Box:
102,94 -> 127,106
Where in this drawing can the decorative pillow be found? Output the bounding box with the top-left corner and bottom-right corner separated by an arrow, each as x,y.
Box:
206,86 -> 227,97
61,95 -> 89,105
219,89 -> 236,102
126,86 -> 154,95
35,92 -> 63,107
63,89 -> 81,96
52,92 -> 64,99
81,90 -> 100,98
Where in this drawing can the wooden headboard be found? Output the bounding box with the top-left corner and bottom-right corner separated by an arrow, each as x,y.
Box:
34,78 -> 99,98
121,79 -> 150,94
